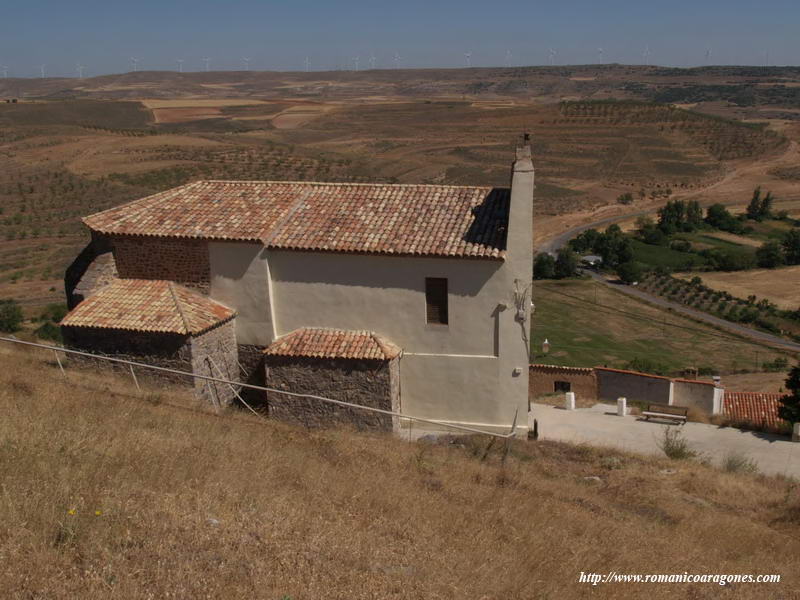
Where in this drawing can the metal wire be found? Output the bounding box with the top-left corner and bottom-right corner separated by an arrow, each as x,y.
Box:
0,336 -> 517,439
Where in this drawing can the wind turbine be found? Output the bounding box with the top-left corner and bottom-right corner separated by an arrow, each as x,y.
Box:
548,48 -> 557,66
643,45 -> 651,65
705,45 -> 712,65
130,56 -> 139,72
203,57 -> 211,72
176,58 -> 184,73
764,50 -> 770,67
2,66 -> 8,79
597,47 -> 604,63
242,56 -> 250,71
464,51 -> 472,68
76,63 -> 85,79
39,64 -> 46,78
369,53 -> 376,70
393,52 -> 401,69
353,56 -> 359,71
505,49 -> 512,67
304,56 -> 310,72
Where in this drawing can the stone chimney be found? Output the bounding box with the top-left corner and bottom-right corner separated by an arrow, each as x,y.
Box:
507,134 -> 534,274
498,134 -> 535,437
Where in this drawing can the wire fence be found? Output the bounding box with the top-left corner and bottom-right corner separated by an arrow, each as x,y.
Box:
0,335 -> 518,440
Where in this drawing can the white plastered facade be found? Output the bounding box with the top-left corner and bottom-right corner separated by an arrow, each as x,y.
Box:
207,148 -> 534,434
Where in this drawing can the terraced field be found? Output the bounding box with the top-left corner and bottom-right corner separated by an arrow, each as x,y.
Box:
531,279 -> 790,374
293,100 -> 785,211
675,267 -> 800,311
0,99 -> 386,303
0,96 -> 789,306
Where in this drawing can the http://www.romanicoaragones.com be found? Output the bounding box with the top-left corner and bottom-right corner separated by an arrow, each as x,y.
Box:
579,571 -> 781,586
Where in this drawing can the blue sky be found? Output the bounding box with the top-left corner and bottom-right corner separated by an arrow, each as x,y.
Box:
1,0 -> 798,77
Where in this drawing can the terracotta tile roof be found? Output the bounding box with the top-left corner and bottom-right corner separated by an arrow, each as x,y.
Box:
723,392 -> 788,431
672,378 -> 717,386
594,367 -> 672,381
83,180 -> 509,260
529,364 -> 595,375
263,328 -> 402,361
61,279 -> 235,335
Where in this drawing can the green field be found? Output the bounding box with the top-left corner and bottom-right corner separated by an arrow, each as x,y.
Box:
629,238 -> 707,269
531,279 -> 790,374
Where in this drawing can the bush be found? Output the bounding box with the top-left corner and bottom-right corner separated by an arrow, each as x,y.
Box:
34,321 -> 62,343
778,366 -> 800,424
658,427 -> 698,460
706,249 -> 756,271
616,261 -> 644,284
669,239 -> 692,252
705,203 -> 744,233
0,299 -> 23,333
722,452 -> 759,474
782,229 -> 800,265
755,241 -> 785,268
38,303 -> 67,323
624,357 -> 670,376
763,357 -> 789,372
554,248 -> 578,279
533,253 -> 556,280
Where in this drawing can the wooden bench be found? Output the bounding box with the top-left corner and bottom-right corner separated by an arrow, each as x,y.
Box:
641,403 -> 688,424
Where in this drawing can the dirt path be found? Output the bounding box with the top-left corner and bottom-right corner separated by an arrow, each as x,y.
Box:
535,140 -> 800,252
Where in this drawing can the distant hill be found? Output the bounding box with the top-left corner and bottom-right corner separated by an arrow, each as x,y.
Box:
2,64 -> 800,106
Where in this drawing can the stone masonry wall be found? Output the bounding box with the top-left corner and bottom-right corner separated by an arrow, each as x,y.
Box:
65,232 -> 115,309
189,321 -> 239,406
237,344 -> 267,408
596,368 -> 673,405
264,356 -> 394,430
529,364 -> 598,403
61,326 -> 193,385
111,235 -> 210,293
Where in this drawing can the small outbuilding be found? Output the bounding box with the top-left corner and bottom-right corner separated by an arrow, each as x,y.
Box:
60,279 -> 238,404
263,327 -> 402,430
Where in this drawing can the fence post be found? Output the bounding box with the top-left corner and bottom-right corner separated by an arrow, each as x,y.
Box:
501,407 -> 519,465
0,335 -> 513,441
129,364 -> 141,392
52,349 -> 66,379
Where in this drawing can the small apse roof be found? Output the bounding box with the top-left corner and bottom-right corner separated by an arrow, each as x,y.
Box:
263,328 -> 402,361
60,279 -> 236,335
83,180 -> 510,260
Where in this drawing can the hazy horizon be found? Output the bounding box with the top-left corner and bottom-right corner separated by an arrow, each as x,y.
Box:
1,0 -> 798,78
5,62 -> 800,82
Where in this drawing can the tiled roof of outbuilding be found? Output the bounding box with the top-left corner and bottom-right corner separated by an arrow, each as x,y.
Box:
594,366 -> 672,381
83,180 -> 509,260
529,363 -> 595,375
263,328 -> 402,361
723,392 -> 788,431
60,279 -> 235,335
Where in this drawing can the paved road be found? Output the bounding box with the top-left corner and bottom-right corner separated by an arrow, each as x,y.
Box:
532,402 -> 800,478
584,271 -> 800,353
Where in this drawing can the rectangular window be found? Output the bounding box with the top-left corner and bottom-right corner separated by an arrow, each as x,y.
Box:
554,381 -> 571,393
425,278 -> 448,325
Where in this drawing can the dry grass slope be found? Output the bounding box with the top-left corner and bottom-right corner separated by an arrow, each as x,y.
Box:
1,345 -> 800,598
